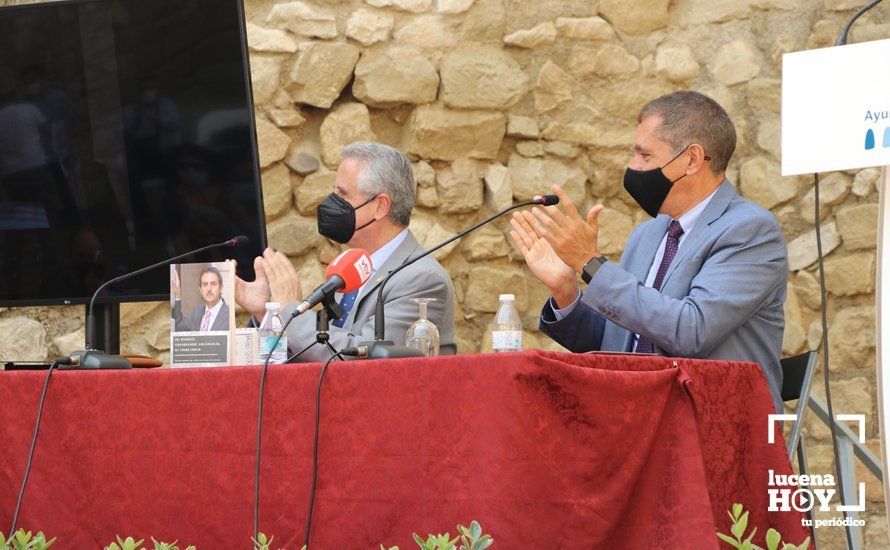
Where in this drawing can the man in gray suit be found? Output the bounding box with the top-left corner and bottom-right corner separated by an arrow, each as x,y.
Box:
234,141 -> 456,361
510,91 -> 788,412
172,265 -> 231,332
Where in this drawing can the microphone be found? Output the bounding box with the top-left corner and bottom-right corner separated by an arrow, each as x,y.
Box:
294,248 -> 373,316
68,235 -> 251,370
362,194 -> 559,359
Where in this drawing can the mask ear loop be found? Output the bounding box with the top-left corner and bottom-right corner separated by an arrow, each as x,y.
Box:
353,193 -> 381,232
664,146 -> 712,184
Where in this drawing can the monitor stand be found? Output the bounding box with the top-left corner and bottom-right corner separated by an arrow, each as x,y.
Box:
87,302 -> 120,354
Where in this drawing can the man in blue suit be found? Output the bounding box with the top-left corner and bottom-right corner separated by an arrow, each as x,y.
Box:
510,91 -> 788,412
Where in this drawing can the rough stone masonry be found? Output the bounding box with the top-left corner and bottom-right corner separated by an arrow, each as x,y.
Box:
1,1 -> 888,545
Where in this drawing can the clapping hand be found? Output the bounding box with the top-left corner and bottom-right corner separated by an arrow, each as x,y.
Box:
171,267 -> 181,301
231,256 -> 271,320
510,204 -> 579,309
261,248 -> 303,307
529,185 -> 603,274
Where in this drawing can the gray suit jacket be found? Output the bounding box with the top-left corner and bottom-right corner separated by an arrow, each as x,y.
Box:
282,230 -> 456,362
173,300 -> 230,332
540,180 -> 788,412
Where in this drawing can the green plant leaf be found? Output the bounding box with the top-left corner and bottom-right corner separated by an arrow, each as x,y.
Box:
740,541 -> 753,550
717,533 -> 742,548
743,527 -> 757,545
731,523 -> 744,540
732,503 -> 743,520
798,538 -> 811,550
469,522 -> 482,541
765,528 -> 781,550
730,510 -> 749,540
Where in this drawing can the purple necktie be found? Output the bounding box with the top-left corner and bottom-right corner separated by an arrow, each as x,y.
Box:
200,308 -> 212,331
636,220 -> 684,354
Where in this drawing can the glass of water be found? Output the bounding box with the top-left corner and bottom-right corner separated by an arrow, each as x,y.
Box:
406,298 -> 440,357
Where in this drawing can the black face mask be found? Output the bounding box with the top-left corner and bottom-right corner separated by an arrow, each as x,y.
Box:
623,146 -> 703,218
316,192 -> 378,244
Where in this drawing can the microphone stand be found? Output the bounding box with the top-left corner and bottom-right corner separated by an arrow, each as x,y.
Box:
358,198 -> 549,359
314,294 -> 344,359
64,237 -> 247,370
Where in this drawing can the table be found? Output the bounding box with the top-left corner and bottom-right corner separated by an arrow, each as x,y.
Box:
0,351 -> 809,548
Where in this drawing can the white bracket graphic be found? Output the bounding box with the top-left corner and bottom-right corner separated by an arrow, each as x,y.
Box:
837,414 -> 867,444
768,414 -> 797,444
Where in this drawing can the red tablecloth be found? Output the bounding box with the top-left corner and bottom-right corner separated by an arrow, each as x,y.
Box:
0,351 -> 808,548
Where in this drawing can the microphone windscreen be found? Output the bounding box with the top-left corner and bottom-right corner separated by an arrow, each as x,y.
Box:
326,248 -> 374,293
539,194 -> 560,206
230,235 -> 250,246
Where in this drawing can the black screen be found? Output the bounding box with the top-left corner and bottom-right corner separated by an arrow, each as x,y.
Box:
0,0 -> 266,306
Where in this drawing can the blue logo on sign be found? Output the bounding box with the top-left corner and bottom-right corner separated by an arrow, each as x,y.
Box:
864,110 -> 890,150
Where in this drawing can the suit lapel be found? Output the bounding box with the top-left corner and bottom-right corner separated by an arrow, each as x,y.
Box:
211,302 -> 229,331
628,215 -> 670,282
347,231 -> 423,328
660,179 -> 736,287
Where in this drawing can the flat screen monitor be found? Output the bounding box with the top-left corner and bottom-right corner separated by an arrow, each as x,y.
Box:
0,0 -> 266,306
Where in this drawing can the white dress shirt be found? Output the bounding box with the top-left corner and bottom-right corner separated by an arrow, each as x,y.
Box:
202,299 -> 225,331
347,228 -> 409,300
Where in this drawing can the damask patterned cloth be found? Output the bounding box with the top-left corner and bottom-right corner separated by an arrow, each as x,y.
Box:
0,351 -> 808,549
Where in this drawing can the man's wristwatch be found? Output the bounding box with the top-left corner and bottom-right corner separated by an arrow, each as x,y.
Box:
581,256 -> 608,284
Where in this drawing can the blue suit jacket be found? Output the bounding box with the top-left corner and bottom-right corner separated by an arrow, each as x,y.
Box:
540,180 -> 788,412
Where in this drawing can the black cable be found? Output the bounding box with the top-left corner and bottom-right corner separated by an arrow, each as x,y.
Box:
813,173 -> 853,550
254,310 -> 344,539
835,0 -> 884,46
304,351 -> 344,548
253,313 -> 297,540
9,359 -> 61,536
826,3 -> 883,546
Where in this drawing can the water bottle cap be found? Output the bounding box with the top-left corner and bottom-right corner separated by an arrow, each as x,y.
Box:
499,294 -> 515,301
265,301 -> 281,310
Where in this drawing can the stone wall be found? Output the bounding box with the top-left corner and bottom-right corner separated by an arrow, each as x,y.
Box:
1,0 -> 889,545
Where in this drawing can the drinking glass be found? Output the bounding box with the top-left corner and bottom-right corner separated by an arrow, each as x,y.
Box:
406,298 -> 440,357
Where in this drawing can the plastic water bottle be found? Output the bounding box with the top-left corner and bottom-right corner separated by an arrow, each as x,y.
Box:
259,302 -> 287,364
492,294 -> 522,353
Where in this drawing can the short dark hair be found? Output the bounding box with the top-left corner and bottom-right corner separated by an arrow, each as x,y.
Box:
199,266 -> 222,286
639,91 -> 737,173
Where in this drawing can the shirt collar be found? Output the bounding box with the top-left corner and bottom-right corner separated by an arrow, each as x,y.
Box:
369,228 -> 409,275
205,299 -> 223,316
674,187 -> 719,235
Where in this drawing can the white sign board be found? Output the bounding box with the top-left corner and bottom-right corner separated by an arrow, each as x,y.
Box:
782,39 -> 890,176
